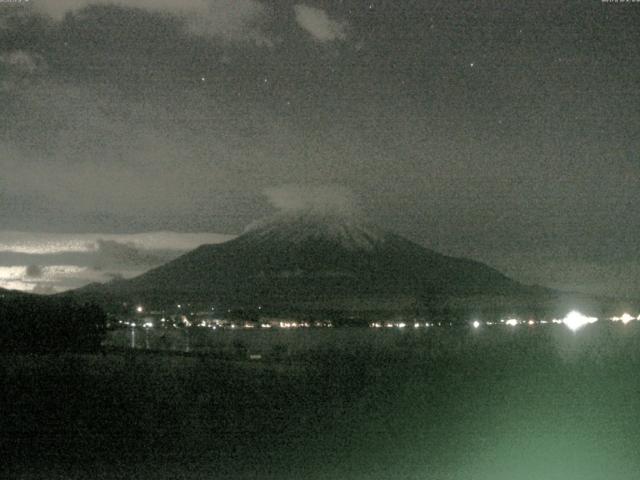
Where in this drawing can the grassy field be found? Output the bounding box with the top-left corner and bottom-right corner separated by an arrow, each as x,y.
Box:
3,323 -> 640,479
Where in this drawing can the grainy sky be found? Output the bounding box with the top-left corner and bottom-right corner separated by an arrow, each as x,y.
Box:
0,0 -> 638,295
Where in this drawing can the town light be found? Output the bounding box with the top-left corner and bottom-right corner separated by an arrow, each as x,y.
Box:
562,310 -> 597,332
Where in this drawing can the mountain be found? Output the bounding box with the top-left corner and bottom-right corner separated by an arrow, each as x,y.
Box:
0,287 -> 31,299
69,212 -> 550,317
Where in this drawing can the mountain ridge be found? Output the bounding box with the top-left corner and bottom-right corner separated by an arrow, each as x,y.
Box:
68,212 -> 550,314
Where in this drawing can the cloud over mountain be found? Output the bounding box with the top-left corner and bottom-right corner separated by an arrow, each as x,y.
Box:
294,4 -> 347,42
264,184 -> 362,217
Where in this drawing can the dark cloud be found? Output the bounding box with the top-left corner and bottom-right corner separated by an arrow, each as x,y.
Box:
25,264 -> 43,278
92,239 -> 164,270
0,49 -> 46,92
0,49 -> 41,74
30,0 -> 272,44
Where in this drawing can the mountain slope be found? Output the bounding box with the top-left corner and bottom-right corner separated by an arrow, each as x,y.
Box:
0,287 -> 32,298
72,212 -> 539,311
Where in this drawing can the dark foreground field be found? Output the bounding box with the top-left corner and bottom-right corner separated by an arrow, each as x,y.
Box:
3,324 -> 640,479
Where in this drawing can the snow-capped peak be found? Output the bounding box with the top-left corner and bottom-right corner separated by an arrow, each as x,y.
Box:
242,211 -> 388,251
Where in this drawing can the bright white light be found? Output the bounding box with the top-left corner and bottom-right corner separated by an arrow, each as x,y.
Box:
611,313 -> 635,323
135,305 -> 144,313
472,320 -> 480,329
505,319 -> 518,327
562,310 -> 598,331
397,322 -> 406,328
621,313 -> 634,324
528,320 -> 535,326
143,321 -> 153,328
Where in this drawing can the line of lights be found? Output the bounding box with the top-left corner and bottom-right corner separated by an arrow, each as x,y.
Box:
123,305 -> 639,333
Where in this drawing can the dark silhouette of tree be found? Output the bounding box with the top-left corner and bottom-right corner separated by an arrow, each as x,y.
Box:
0,296 -> 107,353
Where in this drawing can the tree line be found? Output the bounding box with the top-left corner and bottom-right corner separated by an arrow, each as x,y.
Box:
0,296 -> 107,353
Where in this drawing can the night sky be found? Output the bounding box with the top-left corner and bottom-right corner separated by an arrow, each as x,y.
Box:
0,0 -> 638,295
